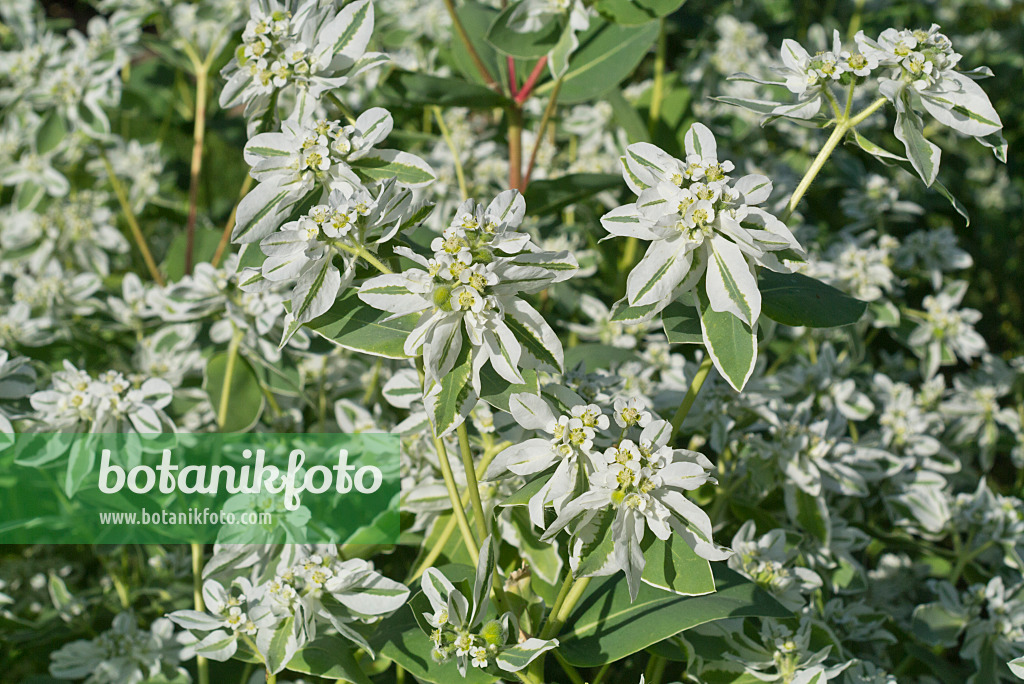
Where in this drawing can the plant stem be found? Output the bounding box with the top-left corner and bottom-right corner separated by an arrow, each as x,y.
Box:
217,327 -> 244,429
431,106 -> 469,200
648,19 -> 667,138
669,355 -> 714,441
184,63 -> 209,275
553,651 -> 586,684
432,432 -> 480,562
406,444 -> 501,582
212,174 -> 253,268
645,653 -> 667,684
783,96 -> 888,220
441,0 -> 496,88
524,78 -> 562,187
514,57 -> 548,104
539,575 -> 591,640
457,423 -> 488,538
191,543 -> 210,684
508,104 -> 523,191
100,149 -> 165,286
335,241 -> 393,274
265,670 -> 276,684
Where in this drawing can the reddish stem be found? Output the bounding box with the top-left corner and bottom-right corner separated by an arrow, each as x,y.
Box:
507,57 -> 519,97
515,56 -> 548,104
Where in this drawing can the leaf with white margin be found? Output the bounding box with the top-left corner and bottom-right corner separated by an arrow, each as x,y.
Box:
698,289 -> 756,392
919,72 -> 1002,138
496,638 -> 559,672
351,149 -> 435,187
894,96 -> 941,187
233,179 -> 308,244
291,259 -> 342,325
504,298 -> 562,371
425,343 -> 476,437
683,122 -> 717,160
705,235 -> 760,326
626,239 -> 693,306
732,174 -> 772,205
318,0 -> 374,64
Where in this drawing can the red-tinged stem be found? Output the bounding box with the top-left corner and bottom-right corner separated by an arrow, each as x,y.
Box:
515,56 -> 548,104
508,56 -> 519,97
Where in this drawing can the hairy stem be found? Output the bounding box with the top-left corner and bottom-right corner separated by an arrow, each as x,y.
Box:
101,149 -> 165,286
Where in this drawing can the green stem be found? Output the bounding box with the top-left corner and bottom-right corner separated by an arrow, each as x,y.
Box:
335,241 -> 393,274
553,651 -> 586,684
212,174 -> 253,268
669,356 -> 714,441
432,432 -> 480,562
539,576 -> 591,640
645,653 -> 667,684
100,149 -> 165,286
592,662 -> 612,684
783,96 -> 888,220
524,78 -> 563,187
457,423 -> 488,539
266,671 -> 276,684
191,543 -> 210,684
432,106 -> 469,200
217,328 -> 244,430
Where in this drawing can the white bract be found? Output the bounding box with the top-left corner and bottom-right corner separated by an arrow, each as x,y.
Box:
221,0 -> 387,130
358,190 -> 576,433
602,123 -> 804,326
233,110 -> 433,244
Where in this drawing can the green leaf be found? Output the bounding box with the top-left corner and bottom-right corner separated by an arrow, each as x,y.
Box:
479,366 -> 539,412
486,3 -> 565,58
450,1 -> 502,86
161,227 -> 224,281
662,301 -> 703,345
894,99 -> 940,187
594,0 -> 685,25
306,290 -> 417,359
640,534 -> 715,596
758,270 -> 867,328
508,506 -> 562,584
382,71 -> 509,107
285,636 -> 373,684
558,565 -> 791,667
607,88 -> 650,144
522,173 -> 621,216
263,615 -> 296,674
575,510 -> 618,577
499,468 -> 555,506
536,17 -> 660,104
563,343 -> 639,371
431,343 -> 475,436
203,351 -> 265,433
784,485 -> 830,546
698,293 -> 756,392
911,603 -> 967,648
609,298 -> 660,323
36,111 -> 67,154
